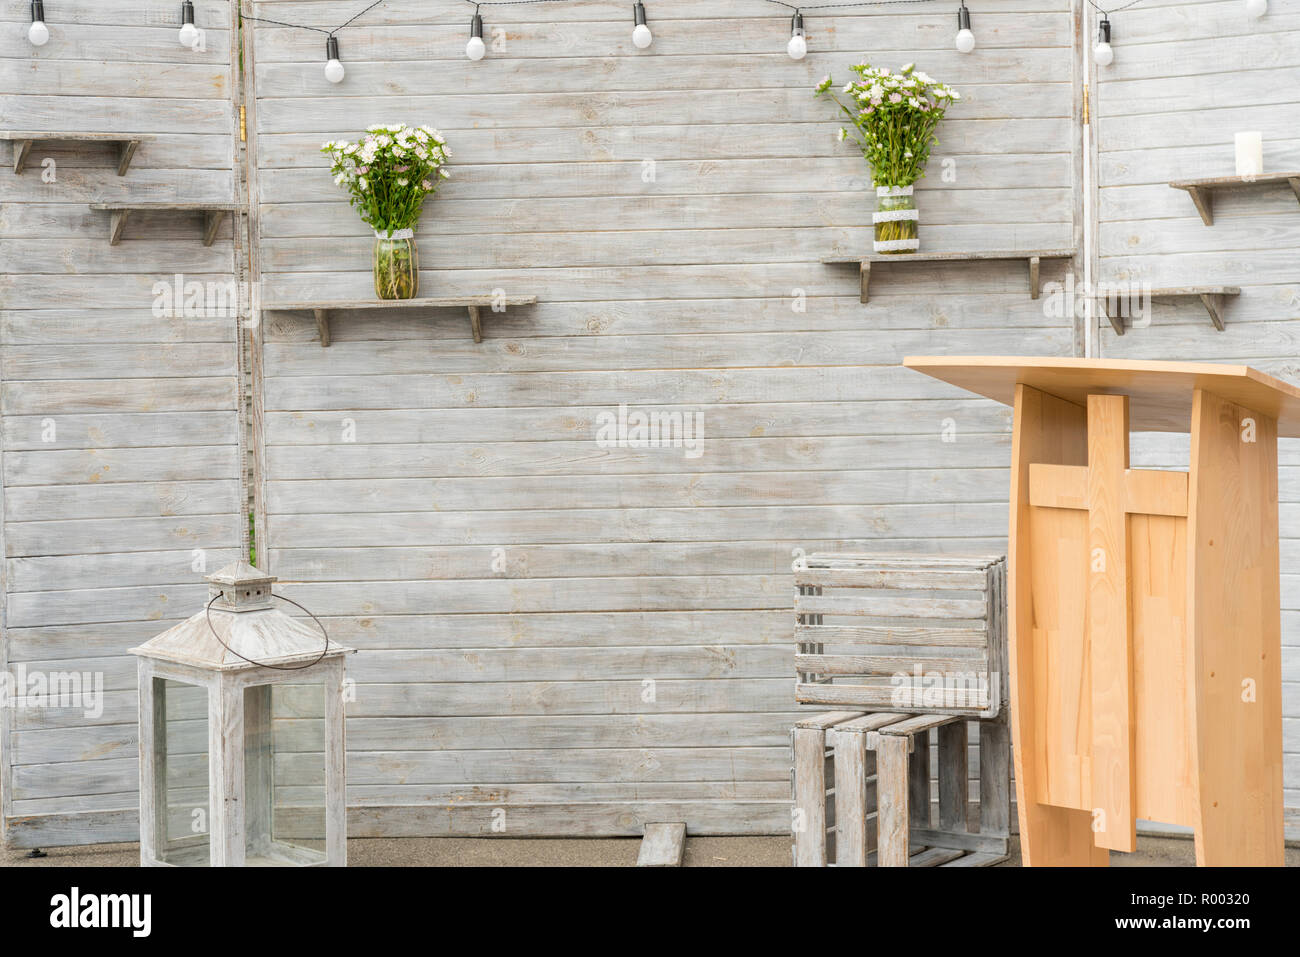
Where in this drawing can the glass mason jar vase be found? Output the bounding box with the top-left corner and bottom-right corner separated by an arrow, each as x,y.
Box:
373,229 -> 419,300
873,185 -> 919,254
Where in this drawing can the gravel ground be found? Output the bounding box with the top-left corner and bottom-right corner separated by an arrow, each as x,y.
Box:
4,834 -> 1295,867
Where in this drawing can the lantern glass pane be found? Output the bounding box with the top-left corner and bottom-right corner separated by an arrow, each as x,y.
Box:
159,678 -> 211,866
243,682 -> 327,866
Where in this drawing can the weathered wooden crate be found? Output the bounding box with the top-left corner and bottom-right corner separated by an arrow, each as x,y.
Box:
794,553 -> 1007,718
791,710 -> 1010,867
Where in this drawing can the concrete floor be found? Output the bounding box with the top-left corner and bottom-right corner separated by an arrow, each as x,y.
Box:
5,834 -> 1295,866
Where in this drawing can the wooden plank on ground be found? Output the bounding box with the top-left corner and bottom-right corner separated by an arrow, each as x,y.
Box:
637,822 -> 686,867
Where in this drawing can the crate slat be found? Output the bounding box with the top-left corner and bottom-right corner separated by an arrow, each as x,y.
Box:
795,623 -> 990,648
794,567 -> 991,590
805,553 -> 1002,569
877,714 -> 965,737
793,710 -> 866,730
909,847 -> 968,867
796,683 -> 989,712
795,653 -> 987,677
829,712 -> 912,734
793,594 -> 988,619
940,850 -> 1009,867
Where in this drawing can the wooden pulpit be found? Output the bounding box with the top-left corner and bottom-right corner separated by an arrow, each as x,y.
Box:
904,356 -> 1295,866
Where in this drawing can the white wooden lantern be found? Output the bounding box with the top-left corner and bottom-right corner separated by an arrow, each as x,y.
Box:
130,562 -> 353,867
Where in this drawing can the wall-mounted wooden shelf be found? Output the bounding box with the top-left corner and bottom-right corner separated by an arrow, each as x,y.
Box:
1169,172 -> 1300,226
1097,286 -> 1240,335
1,131 -> 153,176
89,202 -> 240,246
822,249 -> 1075,304
265,295 -> 539,346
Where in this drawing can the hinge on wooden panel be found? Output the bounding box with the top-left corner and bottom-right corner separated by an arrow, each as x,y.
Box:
240,105 -> 246,142
1082,84 -> 1090,125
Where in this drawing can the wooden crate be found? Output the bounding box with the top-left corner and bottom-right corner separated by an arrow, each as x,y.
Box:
794,553 -> 1007,718
792,710 -> 1010,867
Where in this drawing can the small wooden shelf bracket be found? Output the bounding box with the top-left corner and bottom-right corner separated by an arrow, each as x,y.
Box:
1096,286 -> 1240,335
1170,172 -> 1300,226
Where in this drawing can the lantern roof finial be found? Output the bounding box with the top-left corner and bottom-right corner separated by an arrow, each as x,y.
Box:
205,561 -> 276,613
206,560 -> 276,586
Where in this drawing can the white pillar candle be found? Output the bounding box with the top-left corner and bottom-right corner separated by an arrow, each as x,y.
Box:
1235,131 -> 1263,177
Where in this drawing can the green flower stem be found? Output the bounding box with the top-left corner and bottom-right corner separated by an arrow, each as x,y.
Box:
815,64 -> 958,188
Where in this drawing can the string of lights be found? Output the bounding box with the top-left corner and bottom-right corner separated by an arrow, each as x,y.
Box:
22,0 -> 1274,73
459,0 -> 955,63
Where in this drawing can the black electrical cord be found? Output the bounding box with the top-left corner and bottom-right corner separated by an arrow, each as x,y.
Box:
1085,0 -> 1147,14
240,0 -> 946,36
241,0 -> 389,37
765,0 -> 939,10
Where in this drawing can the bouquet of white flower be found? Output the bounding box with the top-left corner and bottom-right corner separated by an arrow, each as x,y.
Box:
816,64 -> 960,253
321,124 -> 451,299
322,124 -> 450,233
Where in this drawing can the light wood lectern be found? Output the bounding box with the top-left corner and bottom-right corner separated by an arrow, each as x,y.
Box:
904,356 -> 1296,866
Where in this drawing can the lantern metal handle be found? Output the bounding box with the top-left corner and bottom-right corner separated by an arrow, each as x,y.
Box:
205,592 -> 332,671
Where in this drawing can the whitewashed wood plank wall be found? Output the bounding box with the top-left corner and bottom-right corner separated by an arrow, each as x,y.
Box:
249,0 -> 1078,837
1093,0 -> 1300,824
4,0 -> 1296,847
0,0 -> 245,845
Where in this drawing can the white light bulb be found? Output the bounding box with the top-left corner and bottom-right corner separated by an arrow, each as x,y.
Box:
955,28 -> 975,53
1246,0 -> 1267,17
787,33 -> 807,60
1093,41 -> 1113,66
179,22 -> 198,48
466,36 -> 486,61
632,23 -> 653,49
28,19 -> 49,46
324,58 -> 345,83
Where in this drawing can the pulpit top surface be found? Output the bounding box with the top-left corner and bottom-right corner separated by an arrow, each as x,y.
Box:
904,356 -> 1300,437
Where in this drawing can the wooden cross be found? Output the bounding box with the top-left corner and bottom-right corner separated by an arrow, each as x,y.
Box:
1024,394 -> 1188,853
